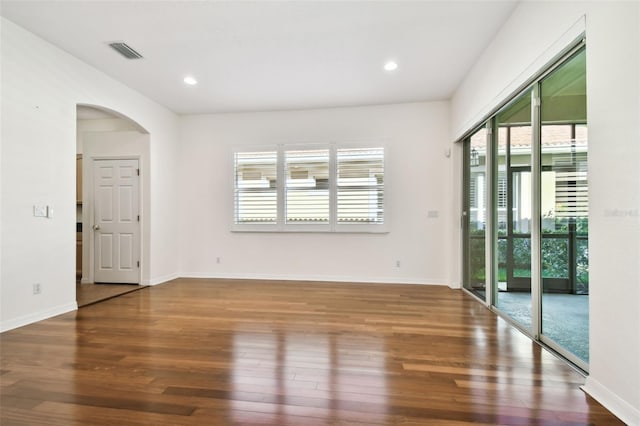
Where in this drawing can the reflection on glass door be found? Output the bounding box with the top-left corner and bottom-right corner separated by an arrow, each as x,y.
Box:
494,89 -> 533,332
463,127 -> 487,301
539,49 -> 588,366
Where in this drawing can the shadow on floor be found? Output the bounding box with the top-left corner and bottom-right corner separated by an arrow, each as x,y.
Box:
76,283 -> 148,307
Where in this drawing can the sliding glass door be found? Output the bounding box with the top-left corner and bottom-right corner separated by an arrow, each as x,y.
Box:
463,127 -> 488,301
539,49 -> 588,366
462,45 -> 588,369
494,89 -> 533,332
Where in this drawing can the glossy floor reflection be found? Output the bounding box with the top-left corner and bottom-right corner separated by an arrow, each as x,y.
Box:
0,279 -> 621,425
76,282 -> 147,307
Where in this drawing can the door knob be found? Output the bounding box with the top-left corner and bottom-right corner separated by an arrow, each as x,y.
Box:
93,224 -> 101,231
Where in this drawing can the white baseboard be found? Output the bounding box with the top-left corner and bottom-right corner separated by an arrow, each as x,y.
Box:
144,272 -> 180,286
582,377 -> 640,426
448,281 -> 462,289
180,271 -> 448,286
0,302 -> 78,333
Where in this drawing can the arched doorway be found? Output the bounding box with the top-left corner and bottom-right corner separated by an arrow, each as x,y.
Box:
76,104 -> 150,306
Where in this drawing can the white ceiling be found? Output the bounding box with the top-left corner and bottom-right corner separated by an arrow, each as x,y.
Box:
1,1 -> 518,115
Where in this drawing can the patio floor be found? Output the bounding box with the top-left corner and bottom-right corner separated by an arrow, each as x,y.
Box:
468,289 -> 589,363
497,292 -> 589,363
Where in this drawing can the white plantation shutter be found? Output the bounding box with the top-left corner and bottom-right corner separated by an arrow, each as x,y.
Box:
233,145 -> 386,232
234,151 -> 277,224
469,174 -> 478,208
496,172 -> 508,209
337,147 -> 384,224
554,153 -> 588,218
285,149 -> 330,223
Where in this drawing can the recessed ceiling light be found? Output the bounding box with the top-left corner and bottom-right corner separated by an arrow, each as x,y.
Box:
183,76 -> 198,85
384,61 -> 398,71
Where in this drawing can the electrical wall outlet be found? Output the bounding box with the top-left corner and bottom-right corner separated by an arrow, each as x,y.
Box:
33,283 -> 41,295
395,260 -> 401,268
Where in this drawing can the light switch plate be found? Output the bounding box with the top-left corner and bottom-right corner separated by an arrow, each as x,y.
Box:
33,205 -> 47,217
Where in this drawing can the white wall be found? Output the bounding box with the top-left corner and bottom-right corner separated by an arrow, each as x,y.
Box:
76,117 -> 143,154
451,2 -> 640,424
178,102 -> 453,285
0,18 -> 181,330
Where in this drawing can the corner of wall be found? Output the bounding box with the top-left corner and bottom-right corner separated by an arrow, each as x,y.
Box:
145,272 -> 180,286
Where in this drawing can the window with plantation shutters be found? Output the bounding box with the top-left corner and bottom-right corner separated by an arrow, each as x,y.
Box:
285,149 -> 330,223
337,147 -> 384,224
232,144 -> 386,232
234,151 -> 277,224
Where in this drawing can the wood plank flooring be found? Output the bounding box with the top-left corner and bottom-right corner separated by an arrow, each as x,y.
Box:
76,283 -> 147,307
1,278 -> 622,425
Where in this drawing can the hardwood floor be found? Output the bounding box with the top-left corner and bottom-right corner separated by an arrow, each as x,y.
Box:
76,282 -> 147,307
1,278 -> 622,425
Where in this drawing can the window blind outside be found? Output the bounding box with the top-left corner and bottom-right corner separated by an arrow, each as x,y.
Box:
469,174 -> 478,209
234,151 -> 277,224
337,147 -> 384,224
554,152 -> 588,218
285,149 -> 330,223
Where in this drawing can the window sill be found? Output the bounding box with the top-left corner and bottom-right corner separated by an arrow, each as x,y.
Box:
231,224 -> 389,234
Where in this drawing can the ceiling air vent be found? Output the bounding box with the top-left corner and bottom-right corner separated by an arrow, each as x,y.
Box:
108,42 -> 143,60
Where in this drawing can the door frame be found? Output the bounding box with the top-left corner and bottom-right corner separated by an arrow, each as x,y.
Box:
87,155 -> 143,285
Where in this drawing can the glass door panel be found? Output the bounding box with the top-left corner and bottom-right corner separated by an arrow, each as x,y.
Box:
463,127 -> 488,301
493,89 -> 533,332
540,48 -> 588,365
462,44 -> 588,370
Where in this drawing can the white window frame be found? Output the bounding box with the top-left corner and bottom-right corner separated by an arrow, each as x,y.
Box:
334,143 -> 387,233
231,142 -> 388,233
231,144 -> 280,232
282,143 -> 332,233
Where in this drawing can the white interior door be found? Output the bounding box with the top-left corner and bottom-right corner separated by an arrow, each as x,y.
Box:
93,158 -> 140,283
